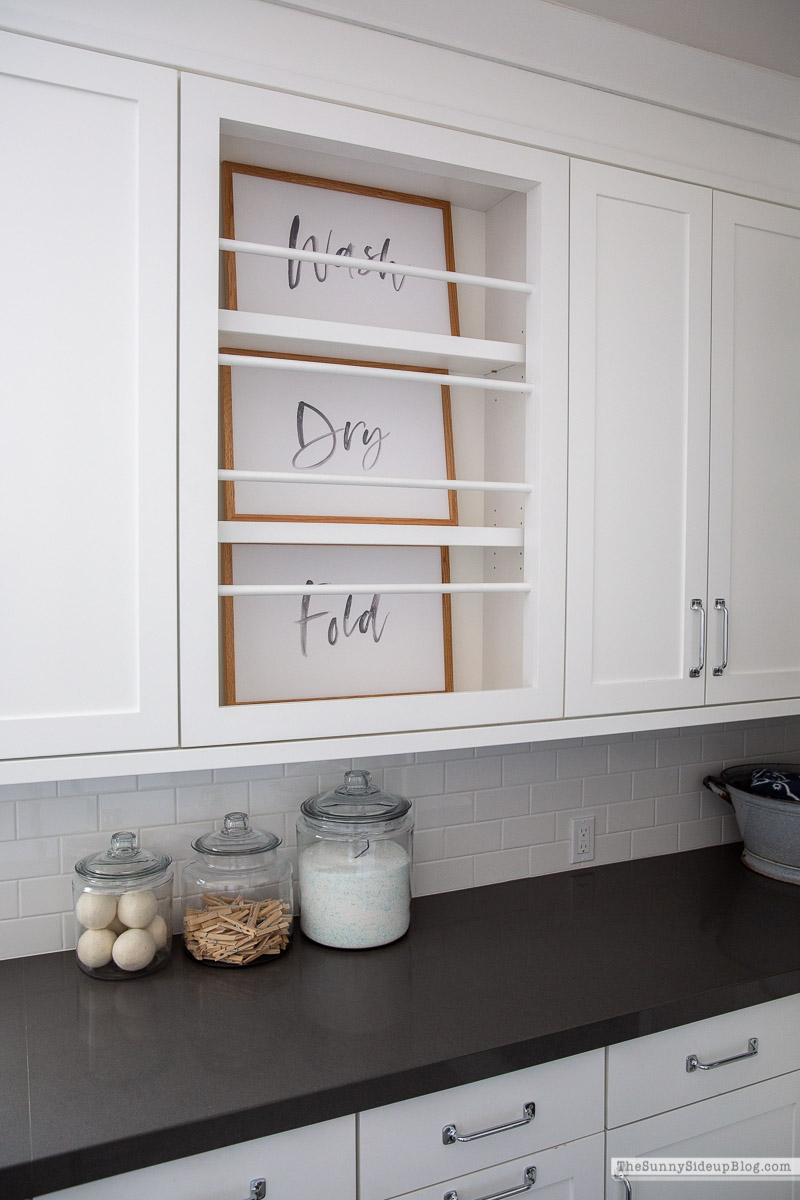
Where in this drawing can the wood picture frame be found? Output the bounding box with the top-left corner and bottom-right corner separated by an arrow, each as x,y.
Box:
222,162 -> 460,336
221,544 -> 453,704
220,349 -> 458,525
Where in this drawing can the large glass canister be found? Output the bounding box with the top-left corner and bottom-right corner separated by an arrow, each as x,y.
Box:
72,832 -> 173,979
297,770 -> 413,949
182,812 -> 293,967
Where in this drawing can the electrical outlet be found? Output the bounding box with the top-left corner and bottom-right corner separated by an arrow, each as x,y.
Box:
570,815 -> 595,863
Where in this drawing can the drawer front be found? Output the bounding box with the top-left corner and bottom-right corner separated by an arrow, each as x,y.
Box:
607,1071 -> 800,1199
385,1132 -> 605,1200
607,994 -> 800,1128
37,1115 -> 355,1200
359,1049 -> 604,1200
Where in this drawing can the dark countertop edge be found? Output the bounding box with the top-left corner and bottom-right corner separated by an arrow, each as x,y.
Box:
25,968 -> 800,1196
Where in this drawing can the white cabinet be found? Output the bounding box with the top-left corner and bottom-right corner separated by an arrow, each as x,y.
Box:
705,193 -> 800,705
358,1049 -> 604,1200
36,1115 -> 355,1199
566,159 -> 800,718
178,73 -> 569,749
0,34 -> 178,761
607,995 -> 800,1199
565,160 -> 712,717
607,1073 -> 800,1199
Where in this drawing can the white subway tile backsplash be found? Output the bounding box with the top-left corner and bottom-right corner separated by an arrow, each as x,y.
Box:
445,820 -> 501,857
555,805 -> 608,840
502,750 -> 557,786
58,775 -> 136,796
631,766 -> 680,800
414,856 -> 473,896
584,773 -> 631,805
475,785 -> 529,821
0,915 -> 63,958
19,874 -> 73,917
608,740 -> 656,773
474,847 -> 529,887
607,797 -> 655,834
0,803 -> 15,841
99,789 -> 176,830
415,791 -> 475,830
528,840 -> 571,876
0,717 -> 789,960
557,744 -> 608,779
176,782 -> 249,822
412,828 -> 445,863
679,816 -> 723,851
0,837 -> 60,882
17,795 -> 97,839
502,812 -> 555,849
655,793 -> 701,825
530,779 -> 582,813
631,824 -> 679,858
446,755 -> 500,793
0,881 -> 18,919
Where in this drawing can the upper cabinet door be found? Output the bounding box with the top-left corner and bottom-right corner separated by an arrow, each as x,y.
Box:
0,35 -> 178,760
566,162 -> 712,717
706,194 -> 800,705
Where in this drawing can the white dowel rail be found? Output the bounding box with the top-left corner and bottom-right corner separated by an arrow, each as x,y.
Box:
219,237 -> 535,295
219,582 -> 532,597
218,352 -> 532,394
218,469 -> 532,493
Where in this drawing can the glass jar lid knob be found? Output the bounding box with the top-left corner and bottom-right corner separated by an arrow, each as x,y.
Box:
109,831 -> 139,857
223,812 -> 250,835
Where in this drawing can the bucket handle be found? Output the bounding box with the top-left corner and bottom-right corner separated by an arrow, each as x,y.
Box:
703,774 -> 732,804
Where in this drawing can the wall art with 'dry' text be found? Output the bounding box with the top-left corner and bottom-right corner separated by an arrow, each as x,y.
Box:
222,544 -> 453,704
222,162 -> 460,336
221,351 -> 457,524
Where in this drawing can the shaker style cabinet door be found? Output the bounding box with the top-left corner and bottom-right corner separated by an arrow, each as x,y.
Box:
565,161 -> 712,717
0,34 -> 178,763
705,194 -> 800,705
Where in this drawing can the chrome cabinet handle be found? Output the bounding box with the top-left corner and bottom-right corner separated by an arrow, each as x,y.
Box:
444,1165 -> 536,1200
233,1183 -> 265,1200
689,598 -> 705,677
442,1102 -> 535,1145
614,1172 -> 632,1199
713,598 -> 729,676
686,1037 -> 758,1073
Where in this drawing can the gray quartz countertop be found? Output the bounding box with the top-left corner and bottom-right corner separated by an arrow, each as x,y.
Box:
3,842 -> 800,1198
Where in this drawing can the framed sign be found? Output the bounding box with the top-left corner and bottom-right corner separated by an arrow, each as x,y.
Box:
222,544 -> 453,704
221,350 -> 457,524
222,162 -> 460,336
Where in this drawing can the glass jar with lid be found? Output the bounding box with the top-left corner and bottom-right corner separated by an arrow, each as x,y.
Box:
72,831 -> 173,979
297,769 -> 413,949
182,812 -> 293,967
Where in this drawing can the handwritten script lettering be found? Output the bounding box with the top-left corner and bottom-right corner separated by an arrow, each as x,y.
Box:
295,583 -> 389,657
288,215 -> 406,292
292,401 -> 389,472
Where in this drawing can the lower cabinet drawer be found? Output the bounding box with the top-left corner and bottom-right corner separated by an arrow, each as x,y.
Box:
383,1132 -> 605,1200
607,994 -> 800,1128
607,1070 -> 800,1199
358,1049 -> 605,1200
36,1115 -> 355,1200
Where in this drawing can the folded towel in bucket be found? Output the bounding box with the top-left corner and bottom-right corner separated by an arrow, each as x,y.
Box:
750,768 -> 800,803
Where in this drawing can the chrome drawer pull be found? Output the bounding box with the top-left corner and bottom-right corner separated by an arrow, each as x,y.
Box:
686,1037 -> 758,1073
689,598 -> 705,677
444,1164 -> 536,1200
442,1102 -> 535,1145
713,598 -> 729,676
613,1171 -> 632,1199
235,1183 -> 265,1200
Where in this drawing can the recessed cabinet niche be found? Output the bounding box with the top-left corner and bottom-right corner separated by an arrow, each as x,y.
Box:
178,73 -> 569,748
